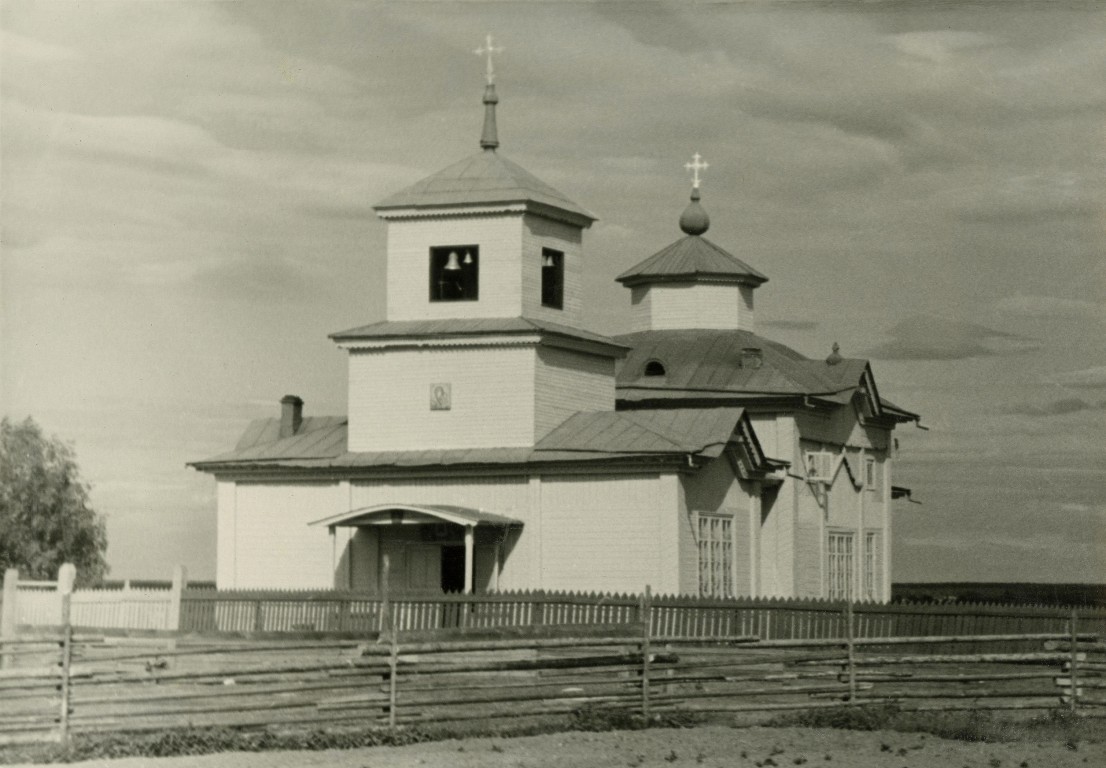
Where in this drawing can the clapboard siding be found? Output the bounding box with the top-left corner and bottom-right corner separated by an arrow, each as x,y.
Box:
628,282 -> 755,331
534,346 -> 616,439
347,345 -> 536,451
538,473 -> 678,594
520,214 -> 584,326
386,215 -> 524,321
231,483 -> 344,589
215,481 -> 237,590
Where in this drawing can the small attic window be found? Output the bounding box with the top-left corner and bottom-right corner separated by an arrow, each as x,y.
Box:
643,360 -> 667,377
429,245 -> 479,302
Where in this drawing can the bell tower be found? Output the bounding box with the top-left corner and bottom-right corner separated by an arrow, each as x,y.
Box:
372,35 -> 595,329
333,36 -> 624,453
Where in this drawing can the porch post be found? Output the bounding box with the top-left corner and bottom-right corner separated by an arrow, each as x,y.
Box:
463,525 -> 474,594
329,526 -> 337,588
492,538 -> 501,591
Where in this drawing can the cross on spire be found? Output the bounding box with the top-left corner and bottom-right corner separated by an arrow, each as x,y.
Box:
685,152 -> 709,189
474,33 -> 504,85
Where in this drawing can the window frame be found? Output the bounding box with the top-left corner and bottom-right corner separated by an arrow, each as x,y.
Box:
428,244 -> 480,303
863,530 -> 880,602
805,450 -> 835,482
827,530 -> 855,601
696,512 -> 734,598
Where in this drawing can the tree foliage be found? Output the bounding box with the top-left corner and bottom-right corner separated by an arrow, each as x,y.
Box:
0,416 -> 108,584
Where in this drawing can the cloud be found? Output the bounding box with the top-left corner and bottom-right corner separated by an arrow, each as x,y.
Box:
1046,366 -> 1106,389
994,294 -> 1106,320
865,315 -> 1040,361
1003,398 -> 1106,417
760,320 -> 819,331
1059,503 -> 1106,515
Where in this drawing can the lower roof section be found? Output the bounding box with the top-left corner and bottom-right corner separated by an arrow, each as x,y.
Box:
189,407 -> 774,478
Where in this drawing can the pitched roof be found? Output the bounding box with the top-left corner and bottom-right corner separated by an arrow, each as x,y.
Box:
535,407 -> 747,458
616,235 -> 768,287
189,408 -> 762,471
373,150 -> 595,224
330,316 -> 628,356
615,329 -> 865,397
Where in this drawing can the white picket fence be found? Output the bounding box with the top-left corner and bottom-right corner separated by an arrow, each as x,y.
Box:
2,567 -> 185,634
17,586 -> 173,629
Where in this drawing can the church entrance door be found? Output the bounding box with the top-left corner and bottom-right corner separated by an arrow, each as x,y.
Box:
440,544 -> 466,593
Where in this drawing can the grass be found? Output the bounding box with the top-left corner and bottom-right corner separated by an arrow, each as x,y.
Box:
1,706 -> 1098,764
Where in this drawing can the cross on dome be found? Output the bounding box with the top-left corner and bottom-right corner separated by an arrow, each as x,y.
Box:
474,33 -> 504,85
684,152 -> 709,189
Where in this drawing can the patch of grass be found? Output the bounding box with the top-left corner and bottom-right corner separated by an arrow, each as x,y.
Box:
568,704 -> 704,732
0,706 -> 705,764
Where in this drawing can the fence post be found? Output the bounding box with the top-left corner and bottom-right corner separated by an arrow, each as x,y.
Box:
533,590 -> 545,626
168,565 -> 187,631
1,568 -> 18,670
380,554 -> 391,636
387,629 -> 399,729
58,564 -> 75,747
641,585 -> 652,719
1069,607 -> 1079,714
844,599 -> 857,704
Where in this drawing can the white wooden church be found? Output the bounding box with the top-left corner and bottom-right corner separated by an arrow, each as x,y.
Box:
192,44 -> 919,602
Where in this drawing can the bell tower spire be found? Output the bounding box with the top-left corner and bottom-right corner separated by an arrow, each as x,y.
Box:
474,33 -> 504,151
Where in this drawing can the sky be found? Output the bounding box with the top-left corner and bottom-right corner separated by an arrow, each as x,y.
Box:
2,1 -> 1104,585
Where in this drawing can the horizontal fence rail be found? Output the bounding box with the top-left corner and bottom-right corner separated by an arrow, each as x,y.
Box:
3,625 -> 1103,745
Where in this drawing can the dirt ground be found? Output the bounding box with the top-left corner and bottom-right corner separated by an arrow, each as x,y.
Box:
8,726 -> 1103,768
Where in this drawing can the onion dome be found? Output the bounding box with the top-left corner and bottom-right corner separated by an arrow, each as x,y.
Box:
826,342 -> 843,366
679,187 -> 710,235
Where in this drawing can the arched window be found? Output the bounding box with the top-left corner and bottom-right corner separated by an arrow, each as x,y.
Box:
643,360 -> 666,377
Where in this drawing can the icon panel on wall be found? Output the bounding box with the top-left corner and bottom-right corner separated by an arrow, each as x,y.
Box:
430,383 -> 452,411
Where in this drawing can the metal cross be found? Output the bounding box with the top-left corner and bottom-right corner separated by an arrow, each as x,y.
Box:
684,152 -> 709,189
474,33 -> 504,85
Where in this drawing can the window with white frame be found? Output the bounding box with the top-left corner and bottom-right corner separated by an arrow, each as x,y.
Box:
864,531 -> 880,601
805,450 -> 834,481
698,514 -> 733,598
864,457 -> 880,491
827,531 -> 855,601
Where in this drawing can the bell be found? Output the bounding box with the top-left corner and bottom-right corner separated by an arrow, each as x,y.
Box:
542,253 -> 555,268
444,251 -> 461,271
463,250 -> 473,265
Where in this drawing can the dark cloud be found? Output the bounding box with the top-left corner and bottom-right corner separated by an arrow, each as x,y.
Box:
760,319 -> 819,331
1003,398 -> 1106,417
865,315 -> 1040,361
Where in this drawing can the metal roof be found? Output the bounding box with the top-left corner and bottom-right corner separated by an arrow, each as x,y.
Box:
615,330 -> 867,396
189,408 -> 760,471
536,408 -> 745,457
198,417 -> 347,464
616,235 -> 768,287
330,316 -> 628,356
373,150 -> 595,224
308,503 -> 522,528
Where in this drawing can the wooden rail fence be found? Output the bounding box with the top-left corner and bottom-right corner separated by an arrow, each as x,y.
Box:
2,595 -> 1103,746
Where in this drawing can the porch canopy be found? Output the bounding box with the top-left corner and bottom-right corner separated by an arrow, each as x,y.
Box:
309,503 -> 522,529
308,504 -> 521,593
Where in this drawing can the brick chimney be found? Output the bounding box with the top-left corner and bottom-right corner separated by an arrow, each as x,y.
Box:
279,395 -> 303,438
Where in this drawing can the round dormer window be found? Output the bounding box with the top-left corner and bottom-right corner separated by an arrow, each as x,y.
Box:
643,360 -> 667,377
